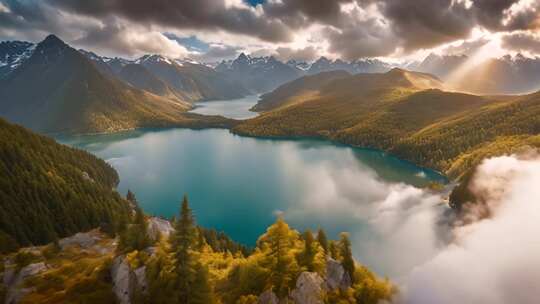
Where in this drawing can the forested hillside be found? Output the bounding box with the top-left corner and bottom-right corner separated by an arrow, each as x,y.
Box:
252,70 -> 351,112
0,195 -> 393,304
235,68 -> 540,179
0,118 -> 131,251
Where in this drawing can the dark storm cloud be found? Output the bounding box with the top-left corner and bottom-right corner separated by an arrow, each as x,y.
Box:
47,0 -> 292,42
323,16 -> 398,59
1,0 -> 540,60
375,0 -> 475,50
472,0 -> 540,31
501,31 -> 540,54
0,0 -> 65,40
263,0 -> 353,28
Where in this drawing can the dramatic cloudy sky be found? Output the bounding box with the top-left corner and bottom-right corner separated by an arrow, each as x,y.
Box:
0,0 -> 539,62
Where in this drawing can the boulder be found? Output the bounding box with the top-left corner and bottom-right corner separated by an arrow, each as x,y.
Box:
325,258 -> 351,290
5,262 -> 47,304
258,290 -> 279,304
147,217 -> 174,241
290,272 -> 325,304
111,256 -> 137,304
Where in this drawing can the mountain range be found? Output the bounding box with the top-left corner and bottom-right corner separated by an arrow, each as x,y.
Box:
215,53 -> 392,93
411,53 -> 540,94
0,35 -> 235,134
2,34 -> 540,135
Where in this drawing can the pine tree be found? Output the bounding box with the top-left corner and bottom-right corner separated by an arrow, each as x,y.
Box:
317,228 -> 328,254
300,230 -> 316,272
171,195 -> 196,303
329,240 -> 338,260
126,190 -> 137,204
190,262 -> 216,304
340,233 -> 356,284
118,191 -> 151,253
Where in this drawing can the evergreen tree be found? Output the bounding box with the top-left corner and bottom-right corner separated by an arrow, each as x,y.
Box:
126,190 -> 135,203
171,195 -> 196,303
190,262 -> 216,304
300,230 -> 316,272
317,228 -> 328,254
118,191 -> 151,253
340,233 -> 356,284
329,240 -> 338,260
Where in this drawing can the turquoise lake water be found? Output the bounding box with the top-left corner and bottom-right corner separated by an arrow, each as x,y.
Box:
58,128 -> 447,276
189,95 -> 260,119
57,98 -> 448,277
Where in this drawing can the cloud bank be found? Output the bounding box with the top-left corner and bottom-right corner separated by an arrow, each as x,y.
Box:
401,153 -> 540,304
278,143 -> 540,303
0,0 -> 539,61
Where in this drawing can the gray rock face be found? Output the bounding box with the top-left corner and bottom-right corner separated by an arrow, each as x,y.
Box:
134,266 -> 148,295
5,262 -> 47,304
290,272 -> 325,304
325,258 -> 351,290
111,256 -> 149,304
111,256 -> 136,304
59,231 -> 101,249
147,217 -> 174,241
258,290 -> 279,304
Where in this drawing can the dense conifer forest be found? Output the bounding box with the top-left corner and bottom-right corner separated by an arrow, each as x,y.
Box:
0,118 -> 130,251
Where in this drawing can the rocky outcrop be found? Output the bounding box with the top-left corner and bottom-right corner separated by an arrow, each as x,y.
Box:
290,272 -> 325,304
4,262 -> 47,304
258,259 -> 353,304
111,255 -> 149,304
111,256 -> 137,304
325,258 -> 351,290
258,290 -> 279,304
134,266 -> 148,295
147,217 -> 174,241
59,231 -> 101,249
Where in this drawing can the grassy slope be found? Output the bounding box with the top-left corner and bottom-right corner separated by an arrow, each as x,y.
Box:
235,68 -> 539,179
252,70 -> 351,112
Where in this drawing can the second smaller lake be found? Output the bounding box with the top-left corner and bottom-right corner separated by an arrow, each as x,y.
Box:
189,95 -> 260,119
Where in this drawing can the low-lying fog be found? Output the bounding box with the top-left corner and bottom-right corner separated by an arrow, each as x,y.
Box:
284,149 -> 540,303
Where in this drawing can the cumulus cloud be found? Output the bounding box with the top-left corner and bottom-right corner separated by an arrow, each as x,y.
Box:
501,30 -> 540,54
401,153 -> 540,304
1,0 -> 540,61
73,18 -> 191,58
47,0 -> 292,42
376,0 -> 475,51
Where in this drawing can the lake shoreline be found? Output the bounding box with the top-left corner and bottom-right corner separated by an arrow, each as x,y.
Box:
54,125 -> 451,184
53,124 -> 452,184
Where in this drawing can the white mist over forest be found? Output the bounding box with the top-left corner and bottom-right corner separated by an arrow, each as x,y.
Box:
282,148 -> 540,303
